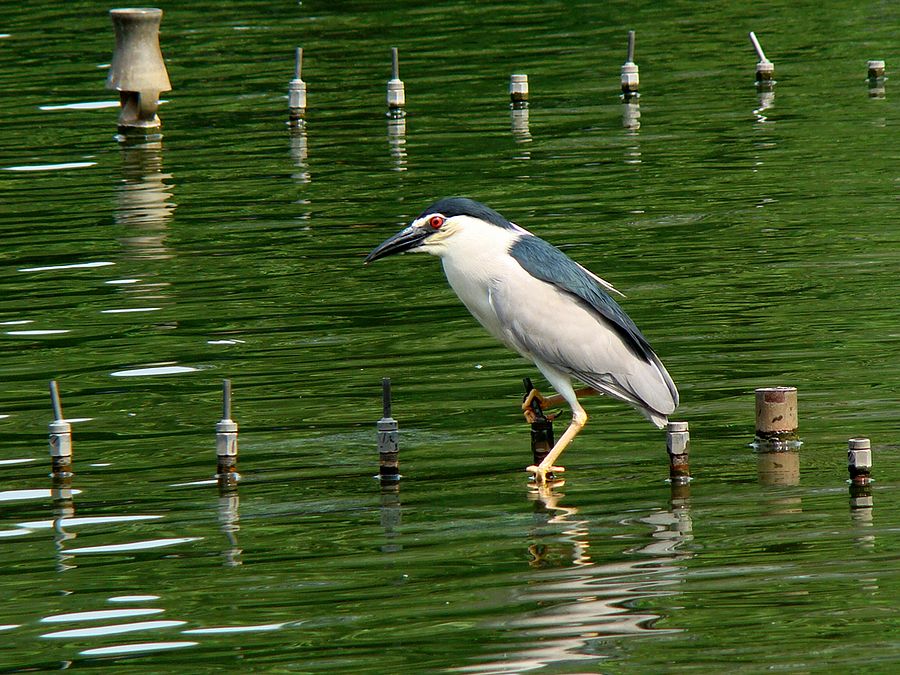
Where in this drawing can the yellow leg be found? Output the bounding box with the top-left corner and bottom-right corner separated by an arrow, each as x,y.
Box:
526,407 -> 588,484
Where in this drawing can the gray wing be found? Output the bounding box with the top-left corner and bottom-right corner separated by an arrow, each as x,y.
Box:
505,234 -> 679,412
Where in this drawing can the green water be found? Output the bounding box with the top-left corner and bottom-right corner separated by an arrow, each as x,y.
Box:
1,1 -> 898,671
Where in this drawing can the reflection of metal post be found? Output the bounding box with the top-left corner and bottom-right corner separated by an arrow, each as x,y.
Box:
755,386 -> 799,448
377,378 -> 400,482
379,483 -> 402,553
216,379 -> 239,483
387,47 -> 406,118
387,116 -> 407,171
218,483 -> 242,567
622,98 -> 641,130
510,105 -> 531,144
106,8 -> 171,131
48,380 -> 73,477
523,378 -> 554,471
51,473 -> 77,573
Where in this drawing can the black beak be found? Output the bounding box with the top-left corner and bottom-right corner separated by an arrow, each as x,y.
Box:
364,224 -> 432,264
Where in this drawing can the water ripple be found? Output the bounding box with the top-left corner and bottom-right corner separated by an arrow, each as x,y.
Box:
65,537 -> 202,554
41,620 -> 185,639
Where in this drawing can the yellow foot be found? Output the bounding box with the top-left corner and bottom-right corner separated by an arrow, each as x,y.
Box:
522,388 -> 564,423
522,388 -> 545,422
526,464 -> 566,484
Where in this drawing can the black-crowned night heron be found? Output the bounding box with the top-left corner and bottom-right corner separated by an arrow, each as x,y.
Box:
365,197 -> 678,483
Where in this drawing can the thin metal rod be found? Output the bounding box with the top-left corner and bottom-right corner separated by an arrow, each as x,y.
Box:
749,31 -> 767,62
49,380 -> 63,421
391,47 -> 399,80
294,47 -> 303,79
627,30 -> 635,63
223,379 -> 232,420
382,377 -> 392,419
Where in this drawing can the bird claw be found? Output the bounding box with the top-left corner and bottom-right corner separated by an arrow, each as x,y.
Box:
522,388 -> 545,412
523,388 -> 559,424
526,464 -> 566,484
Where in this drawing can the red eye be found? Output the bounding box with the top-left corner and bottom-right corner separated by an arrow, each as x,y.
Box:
429,215 -> 444,229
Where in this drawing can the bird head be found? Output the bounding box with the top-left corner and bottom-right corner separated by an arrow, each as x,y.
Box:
364,197 -> 518,263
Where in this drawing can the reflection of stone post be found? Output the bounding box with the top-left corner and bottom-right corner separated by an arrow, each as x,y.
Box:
106,8 -> 171,130
116,137 -> 176,260
757,448 -> 800,486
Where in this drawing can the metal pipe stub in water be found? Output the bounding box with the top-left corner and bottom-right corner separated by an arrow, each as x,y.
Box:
666,421 -> 690,481
620,30 -> 639,99
48,380 -> 73,476
867,59 -> 886,98
386,47 -> 406,118
522,378 -> 554,471
288,47 -> 307,123
106,8 -> 171,130
754,386 -> 799,447
216,379 -> 239,479
847,437 -> 872,485
509,73 -> 529,108
377,378 -> 400,481
748,31 -> 775,90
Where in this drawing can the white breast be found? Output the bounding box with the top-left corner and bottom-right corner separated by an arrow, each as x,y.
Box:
433,216 -> 525,347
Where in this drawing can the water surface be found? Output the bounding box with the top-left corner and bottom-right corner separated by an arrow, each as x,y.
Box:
1,0 -> 898,671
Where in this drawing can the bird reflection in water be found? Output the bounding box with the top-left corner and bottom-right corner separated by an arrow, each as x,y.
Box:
457,483 -> 692,673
